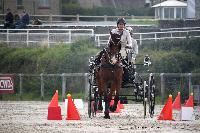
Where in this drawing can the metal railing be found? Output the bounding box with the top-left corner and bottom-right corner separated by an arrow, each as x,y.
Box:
95,29 -> 200,46
1,29 -> 200,47
0,73 -> 89,101
0,29 -> 94,47
0,14 -> 154,23
0,73 -> 200,105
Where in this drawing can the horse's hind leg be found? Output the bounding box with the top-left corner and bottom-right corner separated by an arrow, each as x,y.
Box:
98,94 -> 103,111
104,89 -> 110,119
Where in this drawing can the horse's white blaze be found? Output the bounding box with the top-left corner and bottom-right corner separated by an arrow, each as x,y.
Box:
111,55 -> 117,64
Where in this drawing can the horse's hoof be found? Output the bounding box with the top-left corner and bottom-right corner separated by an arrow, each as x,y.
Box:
98,105 -> 103,111
104,115 -> 110,119
110,105 -> 117,112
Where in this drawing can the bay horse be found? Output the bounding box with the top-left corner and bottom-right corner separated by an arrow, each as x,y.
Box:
96,31 -> 123,119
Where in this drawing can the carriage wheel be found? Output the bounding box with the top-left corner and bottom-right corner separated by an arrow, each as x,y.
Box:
88,70 -> 95,118
148,73 -> 155,118
88,83 -> 92,118
143,81 -> 147,119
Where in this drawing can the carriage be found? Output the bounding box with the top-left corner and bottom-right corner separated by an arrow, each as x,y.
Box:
87,32 -> 156,119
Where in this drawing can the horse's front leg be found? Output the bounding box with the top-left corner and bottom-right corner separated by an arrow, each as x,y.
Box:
110,69 -> 123,112
109,87 -> 119,112
104,87 -> 110,119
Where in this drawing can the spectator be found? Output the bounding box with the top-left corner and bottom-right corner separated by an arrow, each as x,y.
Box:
16,9 -> 30,29
3,8 -> 14,29
32,18 -> 42,25
13,10 -> 20,28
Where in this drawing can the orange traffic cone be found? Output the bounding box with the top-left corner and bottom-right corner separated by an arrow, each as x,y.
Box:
172,92 -> 181,110
66,94 -> 80,120
184,93 -> 194,108
158,95 -> 173,120
118,101 -> 124,109
47,90 -> 62,120
110,100 -> 121,113
49,90 -> 59,107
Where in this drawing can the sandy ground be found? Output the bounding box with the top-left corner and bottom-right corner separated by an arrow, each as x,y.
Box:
0,101 -> 200,133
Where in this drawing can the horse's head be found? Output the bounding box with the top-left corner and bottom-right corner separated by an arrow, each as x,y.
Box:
100,31 -> 123,65
108,31 -> 122,54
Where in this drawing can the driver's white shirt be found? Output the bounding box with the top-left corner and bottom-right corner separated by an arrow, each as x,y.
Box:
109,28 -> 132,58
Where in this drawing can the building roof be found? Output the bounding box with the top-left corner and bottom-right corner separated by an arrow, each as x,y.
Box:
152,0 -> 187,8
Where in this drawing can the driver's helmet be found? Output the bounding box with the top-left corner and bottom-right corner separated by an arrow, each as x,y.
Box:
117,18 -> 126,25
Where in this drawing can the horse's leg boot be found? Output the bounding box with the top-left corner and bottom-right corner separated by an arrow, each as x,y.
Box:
98,105 -> 103,111
104,112 -> 110,119
109,105 -> 117,112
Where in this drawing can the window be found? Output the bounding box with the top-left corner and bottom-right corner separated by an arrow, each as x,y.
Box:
169,8 -> 174,19
164,8 -> 169,19
39,0 -> 50,8
156,7 -> 163,19
16,0 -> 23,9
155,8 -> 159,18
17,0 -> 23,6
164,8 -> 174,19
182,8 -> 186,19
176,8 -> 181,19
0,0 -> 2,9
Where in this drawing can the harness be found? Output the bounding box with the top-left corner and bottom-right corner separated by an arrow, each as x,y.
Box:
100,49 -> 123,69
100,31 -> 124,69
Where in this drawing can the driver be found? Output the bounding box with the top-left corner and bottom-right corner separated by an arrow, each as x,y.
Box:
94,18 -> 132,67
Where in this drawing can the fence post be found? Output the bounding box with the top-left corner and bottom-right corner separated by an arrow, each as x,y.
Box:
40,73 -> 44,100
84,73 -> 89,101
49,14 -> 52,24
154,33 -> 157,42
27,30 -> 29,47
76,14 -> 79,22
188,73 -> 192,94
104,15 -> 107,21
139,34 -> 142,45
160,73 -> 165,104
97,36 -> 100,47
69,30 -> 71,43
47,30 -> 50,48
19,74 -> 23,100
91,29 -> 94,36
6,29 -> 9,46
62,73 -> 66,101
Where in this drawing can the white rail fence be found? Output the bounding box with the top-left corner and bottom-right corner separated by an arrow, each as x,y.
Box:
1,29 -> 200,47
95,29 -> 200,47
0,14 -> 154,23
0,29 -> 94,47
